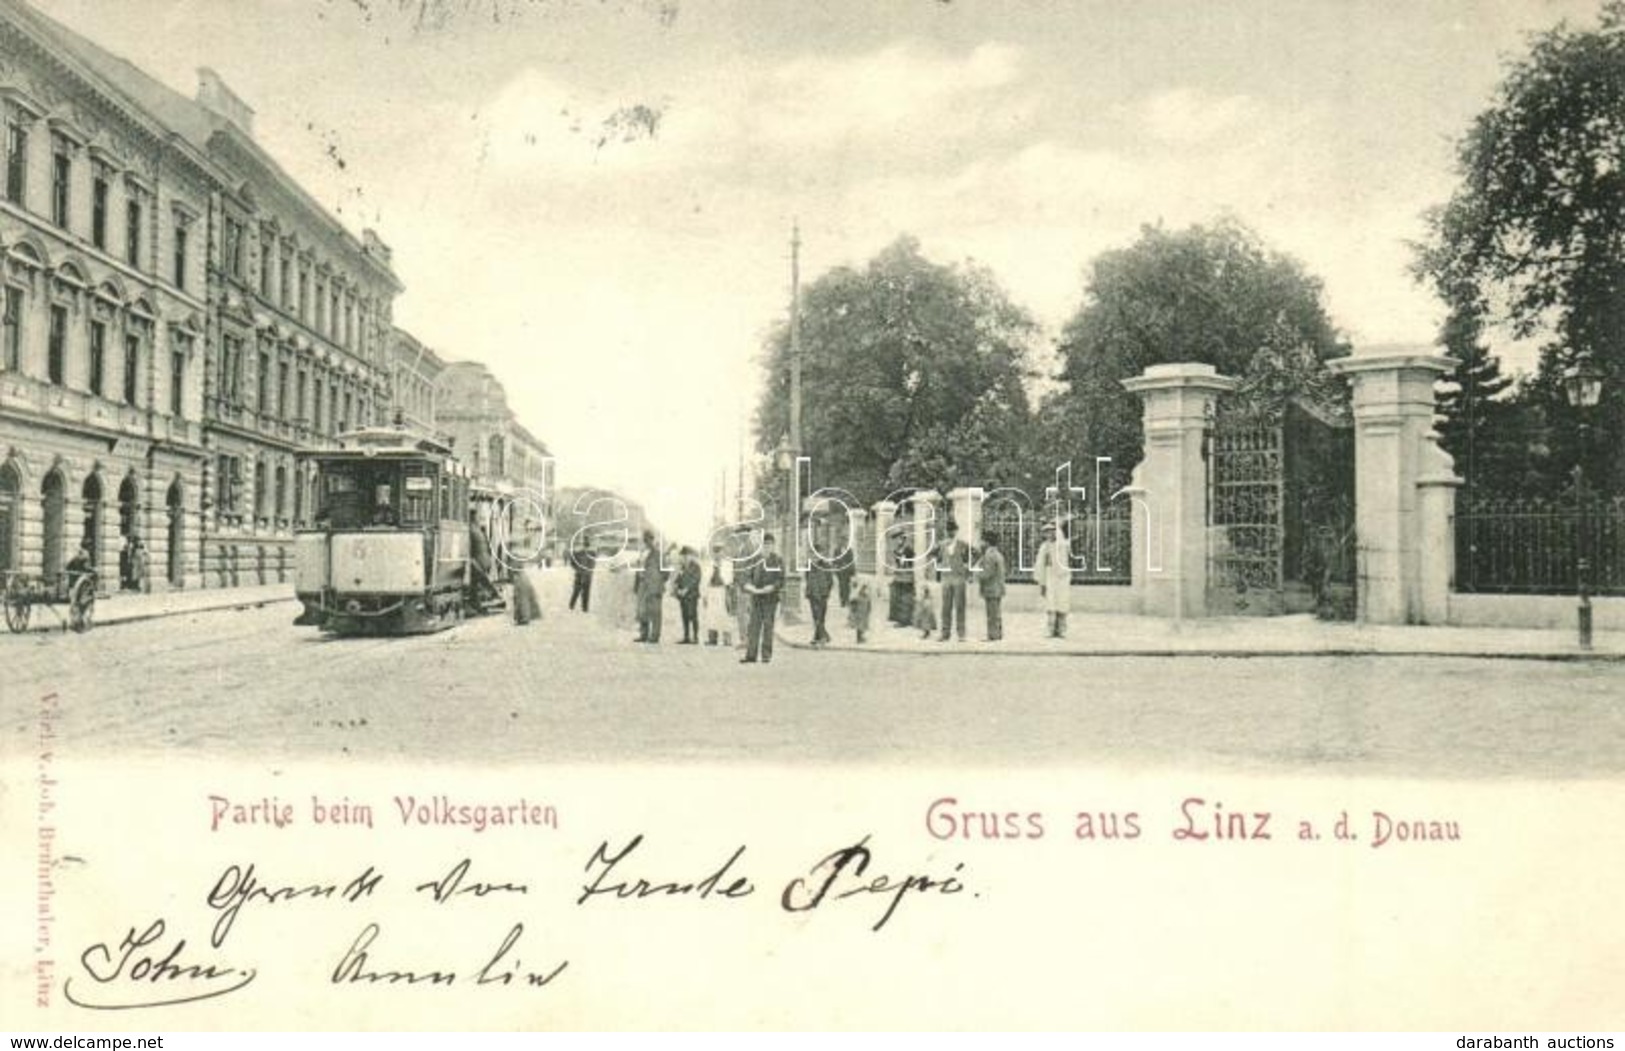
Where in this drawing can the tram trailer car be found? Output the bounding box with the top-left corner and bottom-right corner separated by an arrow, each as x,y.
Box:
294,428 -> 477,635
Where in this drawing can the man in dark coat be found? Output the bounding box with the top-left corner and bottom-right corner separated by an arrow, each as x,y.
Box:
805,555 -> 834,647
634,531 -> 667,643
978,531 -> 1007,641
673,546 -> 702,644
569,535 -> 597,612
741,532 -> 785,663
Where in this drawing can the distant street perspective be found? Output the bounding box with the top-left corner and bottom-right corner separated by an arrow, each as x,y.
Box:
0,0 -> 1622,783
3,570 -> 1622,778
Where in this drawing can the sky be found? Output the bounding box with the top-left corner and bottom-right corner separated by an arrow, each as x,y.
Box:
32,0 -> 1608,539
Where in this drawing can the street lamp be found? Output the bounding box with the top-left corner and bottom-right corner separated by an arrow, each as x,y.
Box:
1563,354 -> 1605,650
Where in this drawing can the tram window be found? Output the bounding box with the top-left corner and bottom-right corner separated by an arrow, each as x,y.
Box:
400,471 -> 434,525
372,484 -> 395,525
318,470 -> 364,527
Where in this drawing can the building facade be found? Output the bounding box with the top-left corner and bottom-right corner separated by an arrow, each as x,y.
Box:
1,0 -> 213,591
435,360 -> 553,556
0,0 -> 402,591
391,326 -> 444,434
186,79 -> 401,588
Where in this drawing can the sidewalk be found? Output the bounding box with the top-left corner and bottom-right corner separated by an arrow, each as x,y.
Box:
10,582 -> 294,633
779,607 -> 1625,660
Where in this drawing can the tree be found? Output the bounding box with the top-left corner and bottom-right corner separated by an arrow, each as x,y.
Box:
1416,1 -> 1625,492
1432,299 -> 1537,497
752,236 -> 1039,511
1050,218 -> 1349,483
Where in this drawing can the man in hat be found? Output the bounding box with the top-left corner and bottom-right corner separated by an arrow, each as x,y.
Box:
804,552 -> 833,647
934,520 -> 972,641
568,534 -> 597,613
634,530 -> 668,643
978,530 -> 1007,641
673,545 -> 702,644
741,531 -> 785,663
1033,520 -> 1073,638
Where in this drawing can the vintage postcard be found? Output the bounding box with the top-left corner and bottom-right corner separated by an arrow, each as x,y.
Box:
2,0 -> 1623,1033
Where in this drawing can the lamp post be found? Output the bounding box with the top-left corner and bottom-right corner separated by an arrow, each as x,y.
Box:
775,438 -> 802,622
1563,354 -> 1604,650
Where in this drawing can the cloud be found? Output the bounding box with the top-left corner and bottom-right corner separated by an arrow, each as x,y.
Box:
1140,88 -> 1262,146
480,68 -> 672,177
737,41 -> 1026,147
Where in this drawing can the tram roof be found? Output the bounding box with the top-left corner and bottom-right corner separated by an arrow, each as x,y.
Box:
306,427 -> 461,463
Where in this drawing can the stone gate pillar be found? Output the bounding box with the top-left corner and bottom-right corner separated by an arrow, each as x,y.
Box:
1328,346 -> 1457,625
909,490 -> 940,602
947,486 -> 984,545
872,499 -> 896,580
846,506 -> 870,573
1121,363 -> 1238,619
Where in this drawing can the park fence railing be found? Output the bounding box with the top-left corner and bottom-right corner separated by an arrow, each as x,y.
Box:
1454,494 -> 1625,596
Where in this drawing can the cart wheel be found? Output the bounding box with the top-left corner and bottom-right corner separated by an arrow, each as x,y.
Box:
69,577 -> 96,633
4,580 -> 30,634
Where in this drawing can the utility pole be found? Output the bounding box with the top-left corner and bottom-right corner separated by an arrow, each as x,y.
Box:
790,223 -> 803,455
783,222 -> 805,620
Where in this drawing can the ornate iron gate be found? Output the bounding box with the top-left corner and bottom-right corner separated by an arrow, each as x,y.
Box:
1206,397 -> 1356,618
1206,404 -> 1286,615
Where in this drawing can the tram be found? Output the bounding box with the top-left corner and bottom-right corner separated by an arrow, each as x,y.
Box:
293,426 -> 506,635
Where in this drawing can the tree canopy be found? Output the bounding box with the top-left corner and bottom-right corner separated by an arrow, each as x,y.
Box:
1048,218 -> 1349,482
753,236 -> 1039,510
1416,1 -> 1625,492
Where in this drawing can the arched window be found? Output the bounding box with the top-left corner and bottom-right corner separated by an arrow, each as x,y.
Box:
81,473 -> 103,570
118,475 -> 138,539
166,480 -> 184,586
41,469 -> 65,577
0,461 -> 19,574
274,463 -> 287,520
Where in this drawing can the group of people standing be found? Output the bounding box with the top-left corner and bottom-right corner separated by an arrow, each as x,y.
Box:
888,520 -> 1074,640
558,517 -> 1077,657
569,530 -> 791,663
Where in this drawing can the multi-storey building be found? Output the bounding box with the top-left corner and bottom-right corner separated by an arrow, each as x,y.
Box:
0,0 -> 213,590
0,0 -> 403,590
435,360 -> 554,555
391,327 -> 445,434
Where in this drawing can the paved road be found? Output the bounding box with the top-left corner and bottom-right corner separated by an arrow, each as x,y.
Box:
4,572 -> 1623,778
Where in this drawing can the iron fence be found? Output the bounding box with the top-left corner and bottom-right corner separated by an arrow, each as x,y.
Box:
981,502 -> 1132,585
1454,494 -> 1625,595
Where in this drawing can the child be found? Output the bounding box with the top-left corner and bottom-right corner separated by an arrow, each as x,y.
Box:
848,581 -> 872,644
914,582 -> 938,639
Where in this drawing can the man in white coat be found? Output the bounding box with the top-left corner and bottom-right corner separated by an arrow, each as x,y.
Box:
1032,521 -> 1072,639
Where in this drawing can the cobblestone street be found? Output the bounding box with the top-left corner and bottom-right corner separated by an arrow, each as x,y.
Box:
4,571 -> 1622,778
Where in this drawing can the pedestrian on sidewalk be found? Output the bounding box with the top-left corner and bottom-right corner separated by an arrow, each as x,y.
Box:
1034,522 -> 1072,638
740,532 -> 784,663
512,566 -> 542,626
888,539 -> 915,626
122,535 -> 149,593
834,546 -> 856,608
978,532 -> 1006,641
848,580 -> 872,643
674,546 -> 702,644
568,535 -> 596,612
702,543 -> 734,647
731,533 -> 754,650
934,520 -> 971,641
915,581 -> 938,639
805,554 -> 833,647
634,531 -> 668,643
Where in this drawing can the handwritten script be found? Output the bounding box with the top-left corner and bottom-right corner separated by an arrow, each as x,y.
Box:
64,836 -> 970,1010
